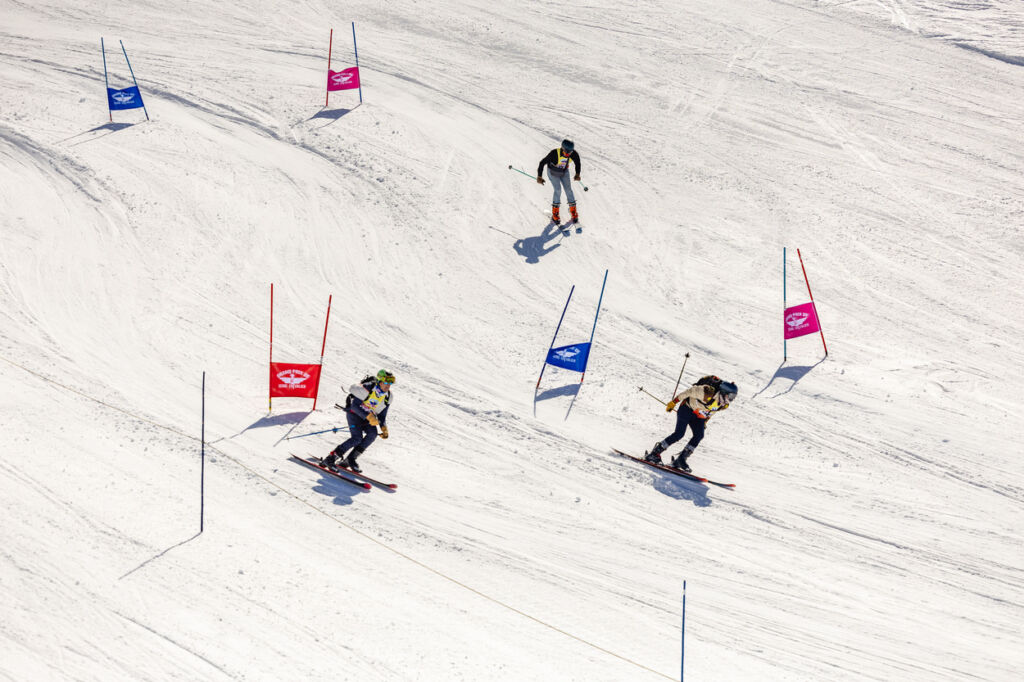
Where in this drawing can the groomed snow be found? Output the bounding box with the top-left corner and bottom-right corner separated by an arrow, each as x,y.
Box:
1,1 -> 1022,680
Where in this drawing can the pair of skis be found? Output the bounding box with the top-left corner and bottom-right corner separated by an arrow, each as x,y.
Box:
611,448 -> 735,489
290,454 -> 397,492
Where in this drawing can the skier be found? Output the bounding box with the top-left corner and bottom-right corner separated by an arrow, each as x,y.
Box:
536,138 -> 582,226
644,376 -> 738,472
322,370 -> 395,473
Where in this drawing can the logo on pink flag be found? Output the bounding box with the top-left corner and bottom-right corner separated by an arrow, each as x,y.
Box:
327,67 -> 360,91
784,301 -> 821,339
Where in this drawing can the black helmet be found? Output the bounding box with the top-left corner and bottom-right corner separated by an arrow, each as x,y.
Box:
717,381 -> 738,404
560,138 -> 575,154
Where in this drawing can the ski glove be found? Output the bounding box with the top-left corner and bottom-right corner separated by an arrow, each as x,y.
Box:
574,174 -> 581,181
666,399 -> 677,412
536,177 -> 545,185
366,412 -> 380,426
380,424 -> 389,439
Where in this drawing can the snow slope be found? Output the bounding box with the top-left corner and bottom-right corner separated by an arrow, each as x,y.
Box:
2,0 -> 1023,680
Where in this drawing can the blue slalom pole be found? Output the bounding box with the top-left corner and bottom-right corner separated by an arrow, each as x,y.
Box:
536,285 -> 575,389
200,371 -> 206,533
120,40 -> 149,121
580,269 -> 608,383
101,38 -> 111,122
351,22 -> 362,104
681,581 -> 687,681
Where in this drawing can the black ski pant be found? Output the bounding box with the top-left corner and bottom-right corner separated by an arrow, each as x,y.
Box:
334,411 -> 379,456
662,409 -> 707,451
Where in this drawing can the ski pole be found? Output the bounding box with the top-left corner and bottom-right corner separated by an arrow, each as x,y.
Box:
575,178 -> 589,192
508,164 -> 536,180
637,386 -> 669,406
285,427 -> 339,440
671,352 -> 690,401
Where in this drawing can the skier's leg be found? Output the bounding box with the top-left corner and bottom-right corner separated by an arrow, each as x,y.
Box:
562,173 -> 576,205
548,169 -> 562,221
646,409 -> 690,462
326,412 -> 364,465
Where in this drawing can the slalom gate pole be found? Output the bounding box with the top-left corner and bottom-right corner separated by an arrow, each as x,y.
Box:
637,385 -> 669,406
101,39 -> 111,122
508,164 -> 535,180
352,22 -> 362,104
269,283 -> 274,413
671,352 -> 690,400
536,285 -> 575,389
312,294 -> 332,411
681,581 -> 687,682
783,247 -> 787,361
797,249 -> 828,357
120,40 -> 148,121
580,269 -> 608,383
200,371 -> 206,533
325,28 -> 333,107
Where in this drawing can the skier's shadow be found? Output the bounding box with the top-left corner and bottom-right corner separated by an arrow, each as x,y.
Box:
313,479 -> 362,506
514,221 -> 563,264
652,476 -> 712,507
752,358 -> 826,398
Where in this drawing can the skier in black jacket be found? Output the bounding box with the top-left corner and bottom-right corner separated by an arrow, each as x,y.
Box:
537,138 -> 582,226
322,370 -> 394,473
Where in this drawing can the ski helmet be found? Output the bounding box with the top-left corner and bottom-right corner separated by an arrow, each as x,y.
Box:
560,138 -> 575,154
717,381 -> 738,404
376,369 -> 396,385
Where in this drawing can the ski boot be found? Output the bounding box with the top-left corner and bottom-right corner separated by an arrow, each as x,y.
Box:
671,445 -> 695,472
644,441 -> 667,464
569,203 -> 579,224
551,204 -> 561,226
344,449 -> 364,474
321,451 -> 339,469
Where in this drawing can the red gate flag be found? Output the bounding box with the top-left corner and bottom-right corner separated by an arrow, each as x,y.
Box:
783,301 -> 821,339
269,362 -> 322,399
327,67 -> 360,91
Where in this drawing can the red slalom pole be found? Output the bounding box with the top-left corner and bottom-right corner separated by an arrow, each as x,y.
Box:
312,294 -> 332,410
269,283 -> 274,412
325,29 -> 333,107
797,249 -> 829,357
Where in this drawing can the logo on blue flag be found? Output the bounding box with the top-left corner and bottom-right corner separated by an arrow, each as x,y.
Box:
545,343 -> 592,373
107,86 -> 144,110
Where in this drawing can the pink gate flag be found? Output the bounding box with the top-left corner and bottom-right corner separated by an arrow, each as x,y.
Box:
327,67 -> 360,91
784,301 -> 821,340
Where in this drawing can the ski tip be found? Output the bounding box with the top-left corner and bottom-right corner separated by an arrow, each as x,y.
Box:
360,482 -> 372,490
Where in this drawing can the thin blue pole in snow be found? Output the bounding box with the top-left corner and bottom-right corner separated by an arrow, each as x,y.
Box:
783,247 -> 787,362
120,40 -> 149,121
351,22 -> 362,104
200,371 -> 206,534
101,38 -> 111,122
536,285 -> 575,389
681,580 -> 687,681
580,269 -> 608,383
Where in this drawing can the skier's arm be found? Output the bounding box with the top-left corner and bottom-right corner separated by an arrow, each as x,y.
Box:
537,150 -> 556,177
571,151 -> 582,178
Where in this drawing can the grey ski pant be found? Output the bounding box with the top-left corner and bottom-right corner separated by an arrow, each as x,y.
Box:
546,168 -> 576,206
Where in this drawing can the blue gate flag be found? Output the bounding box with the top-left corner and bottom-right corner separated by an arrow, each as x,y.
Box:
107,86 -> 144,110
545,343 -> 592,373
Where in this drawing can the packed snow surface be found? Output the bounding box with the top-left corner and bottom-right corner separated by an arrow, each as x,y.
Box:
2,0 -> 1022,680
